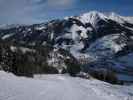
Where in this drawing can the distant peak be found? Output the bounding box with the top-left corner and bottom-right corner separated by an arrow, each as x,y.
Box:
82,11 -> 107,18
74,11 -> 133,25
109,12 -> 119,16
77,11 -> 107,27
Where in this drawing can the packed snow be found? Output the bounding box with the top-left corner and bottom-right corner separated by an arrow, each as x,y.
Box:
0,71 -> 133,100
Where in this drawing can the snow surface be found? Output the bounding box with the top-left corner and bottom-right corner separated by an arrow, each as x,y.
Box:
0,71 -> 133,100
108,12 -> 126,24
124,17 -> 133,24
78,11 -> 107,27
70,24 -> 88,40
87,34 -> 126,59
35,26 -> 46,30
10,46 -> 36,54
2,34 -> 14,40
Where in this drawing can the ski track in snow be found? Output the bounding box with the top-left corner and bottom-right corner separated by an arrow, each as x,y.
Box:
0,71 -> 133,100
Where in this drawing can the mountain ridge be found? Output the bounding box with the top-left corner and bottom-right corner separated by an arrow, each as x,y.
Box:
1,11 -> 133,29
0,11 -> 133,82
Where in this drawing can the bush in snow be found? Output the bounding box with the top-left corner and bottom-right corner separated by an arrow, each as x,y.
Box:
89,69 -> 118,84
65,59 -> 81,76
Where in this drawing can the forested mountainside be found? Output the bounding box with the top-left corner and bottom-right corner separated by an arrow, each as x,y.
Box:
0,11 -> 133,83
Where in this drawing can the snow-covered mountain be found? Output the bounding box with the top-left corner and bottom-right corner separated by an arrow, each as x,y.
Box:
77,11 -> 133,25
0,11 -> 133,82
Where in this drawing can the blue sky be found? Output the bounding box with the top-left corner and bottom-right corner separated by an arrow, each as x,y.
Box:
0,0 -> 133,24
